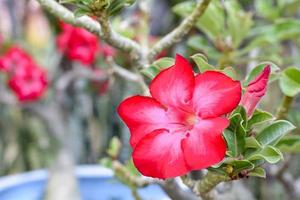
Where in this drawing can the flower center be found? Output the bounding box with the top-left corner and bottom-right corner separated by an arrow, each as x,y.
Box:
185,114 -> 197,126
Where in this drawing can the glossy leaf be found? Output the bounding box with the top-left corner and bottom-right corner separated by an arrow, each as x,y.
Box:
279,67 -> 300,97
108,0 -> 135,16
224,106 -> 247,157
230,160 -> 255,176
276,135 -> 300,153
248,167 -> 266,178
255,0 -> 280,20
222,67 -> 237,80
224,0 -> 253,48
245,137 -> 262,149
248,146 -> 283,164
255,120 -> 296,146
152,57 -> 175,70
74,8 -> 91,17
187,36 -> 220,58
141,66 -> 159,79
173,0 -> 224,42
141,57 -> 174,79
248,109 -> 274,128
191,53 -> 215,72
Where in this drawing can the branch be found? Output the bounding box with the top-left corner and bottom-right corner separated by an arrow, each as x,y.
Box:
148,0 -> 211,62
55,65 -> 108,94
112,160 -> 153,188
106,57 -> 140,82
36,0 -> 142,56
159,179 -> 199,200
195,171 -> 230,200
37,0 -> 101,35
96,13 -> 142,58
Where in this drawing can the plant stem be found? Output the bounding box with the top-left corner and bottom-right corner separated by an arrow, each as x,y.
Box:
112,160 -> 151,188
37,0 -> 142,56
276,95 -> 294,119
96,13 -> 142,56
148,0 -> 212,62
195,171 -> 230,200
37,0 -> 101,35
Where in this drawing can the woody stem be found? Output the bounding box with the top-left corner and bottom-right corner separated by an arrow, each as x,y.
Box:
148,0 -> 212,62
195,171 -> 230,200
36,0 -> 142,58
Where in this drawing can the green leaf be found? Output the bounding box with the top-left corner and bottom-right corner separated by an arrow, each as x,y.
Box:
152,57 -> 174,70
223,129 -> 245,157
194,0 -> 225,42
230,160 -> 255,175
244,62 -> 280,86
245,137 -> 262,149
224,0 -> 253,48
255,120 -> 296,146
173,0 -> 225,42
276,135 -> 300,153
248,167 -> 266,178
288,110 -> 300,128
141,57 -> 174,79
107,0 -> 135,16
229,106 -> 247,128
207,167 -> 227,175
187,36 -> 220,58
74,8 -> 90,17
279,67 -> 300,97
255,0 -> 280,20
248,109 -> 274,128
191,53 -> 215,72
141,66 -> 159,79
224,107 -> 247,157
222,67 -> 237,80
248,146 -> 283,164
272,19 -> 300,41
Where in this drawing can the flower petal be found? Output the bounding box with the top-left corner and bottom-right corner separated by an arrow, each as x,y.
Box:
150,54 -> 194,107
241,65 -> 271,116
132,129 -> 189,179
193,71 -> 241,118
117,95 -> 170,148
181,117 -> 228,170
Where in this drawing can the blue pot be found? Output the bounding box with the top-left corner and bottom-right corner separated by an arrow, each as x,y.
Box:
0,165 -> 168,200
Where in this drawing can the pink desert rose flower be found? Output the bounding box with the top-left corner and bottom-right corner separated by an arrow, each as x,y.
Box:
118,55 -> 242,179
241,65 -> 271,116
0,46 -> 48,102
8,63 -> 48,102
0,47 -> 33,72
56,22 -> 100,65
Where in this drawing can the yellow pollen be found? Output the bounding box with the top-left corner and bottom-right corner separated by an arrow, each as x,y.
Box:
186,115 -> 197,126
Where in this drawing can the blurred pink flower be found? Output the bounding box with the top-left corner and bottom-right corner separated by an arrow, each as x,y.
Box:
0,46 -> 48,102
56,22 -> 100,65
